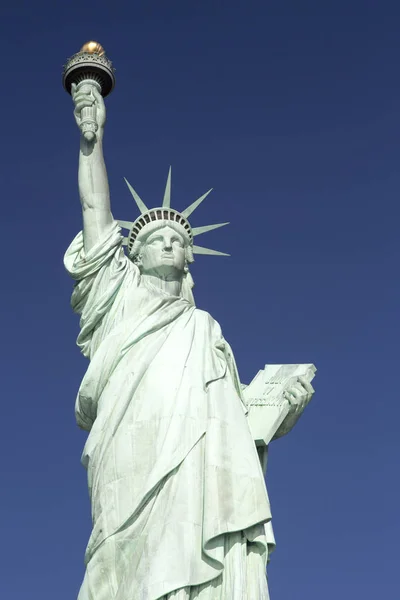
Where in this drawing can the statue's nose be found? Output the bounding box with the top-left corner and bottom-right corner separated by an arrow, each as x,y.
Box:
163,238 -> 172,250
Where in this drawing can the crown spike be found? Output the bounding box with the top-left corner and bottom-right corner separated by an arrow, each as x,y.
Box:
118,220 -> 134,230
124,178 -> 148,214
182,188 -> 213,219
192,222 -> 229,237
162,166 -> 172,208
122,236 -> 129,246
193,244 -> 230,256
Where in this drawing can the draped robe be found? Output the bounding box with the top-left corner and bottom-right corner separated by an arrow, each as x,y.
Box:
64,223 -> 272,600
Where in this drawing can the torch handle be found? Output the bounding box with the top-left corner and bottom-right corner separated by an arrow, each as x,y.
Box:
80,104 -> 98,142
76,80 -> 101,143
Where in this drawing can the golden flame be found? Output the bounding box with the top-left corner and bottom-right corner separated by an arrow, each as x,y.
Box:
80,41 -> 105,56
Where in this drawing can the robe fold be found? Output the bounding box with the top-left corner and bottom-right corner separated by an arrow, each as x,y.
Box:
65,222 -> 272,600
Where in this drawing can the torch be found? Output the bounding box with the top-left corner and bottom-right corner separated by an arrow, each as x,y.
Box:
63,41 -> 115,142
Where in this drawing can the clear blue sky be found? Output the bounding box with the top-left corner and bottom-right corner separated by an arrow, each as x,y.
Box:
0,1 -> 398,598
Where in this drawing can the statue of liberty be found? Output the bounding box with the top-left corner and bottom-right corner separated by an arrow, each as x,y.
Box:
64,46 -> 315,600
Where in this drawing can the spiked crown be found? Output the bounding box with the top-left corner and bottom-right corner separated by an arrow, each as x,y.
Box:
119,168 -> 229,258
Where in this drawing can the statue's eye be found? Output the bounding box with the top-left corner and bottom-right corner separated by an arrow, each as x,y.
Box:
149,236 -> 162,244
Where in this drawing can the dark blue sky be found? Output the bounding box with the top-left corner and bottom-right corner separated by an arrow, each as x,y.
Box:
0,1 -> 398,598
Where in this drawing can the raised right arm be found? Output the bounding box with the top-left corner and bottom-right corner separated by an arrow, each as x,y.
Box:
72,83 -> 113,253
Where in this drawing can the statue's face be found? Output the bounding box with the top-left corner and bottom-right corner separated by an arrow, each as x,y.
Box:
140,226 -> 186,277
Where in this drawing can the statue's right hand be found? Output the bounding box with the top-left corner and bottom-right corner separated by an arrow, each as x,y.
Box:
71,82 -> 106,132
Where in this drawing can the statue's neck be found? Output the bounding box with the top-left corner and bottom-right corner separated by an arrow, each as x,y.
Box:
140,272 -> 183,297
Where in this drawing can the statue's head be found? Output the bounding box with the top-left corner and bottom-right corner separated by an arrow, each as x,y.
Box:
119,168 -> 230,281
129,218 -> 194,278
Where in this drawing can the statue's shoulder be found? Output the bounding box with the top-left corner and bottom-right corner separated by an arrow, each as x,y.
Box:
193,307 -> 213,320
192,307 -> 223,333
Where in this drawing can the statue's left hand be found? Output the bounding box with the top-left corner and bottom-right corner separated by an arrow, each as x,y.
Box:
283,376 -> 314,414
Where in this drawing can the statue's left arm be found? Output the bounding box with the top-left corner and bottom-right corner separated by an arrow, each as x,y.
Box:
244,368 -> 316,447
272,376 -> 314,440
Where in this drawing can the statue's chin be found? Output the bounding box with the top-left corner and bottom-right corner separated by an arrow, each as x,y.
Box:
141,264 -> 184,281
